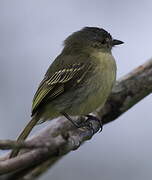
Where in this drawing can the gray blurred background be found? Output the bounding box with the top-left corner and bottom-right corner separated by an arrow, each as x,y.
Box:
0,0 -> 152,179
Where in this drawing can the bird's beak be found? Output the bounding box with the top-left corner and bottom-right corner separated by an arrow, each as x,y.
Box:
112,39 -> 124,46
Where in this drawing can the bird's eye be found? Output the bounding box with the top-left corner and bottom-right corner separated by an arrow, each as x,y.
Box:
101,39 -> 106,44
101,37 -> 109,44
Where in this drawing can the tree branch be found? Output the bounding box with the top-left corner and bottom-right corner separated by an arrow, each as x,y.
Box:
0,140 -> 47,150
0,58 -> 152,179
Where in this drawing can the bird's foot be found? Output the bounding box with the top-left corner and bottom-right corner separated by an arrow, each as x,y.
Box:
77,115 -> 102,134
85,115 -> 103,133
61,112 -> 102,134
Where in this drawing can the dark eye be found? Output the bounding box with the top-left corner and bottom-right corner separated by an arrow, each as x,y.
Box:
101,37 -> 109,44
101,39 -> 106,44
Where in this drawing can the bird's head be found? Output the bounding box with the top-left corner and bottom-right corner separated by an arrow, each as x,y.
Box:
64,27 -> 123,52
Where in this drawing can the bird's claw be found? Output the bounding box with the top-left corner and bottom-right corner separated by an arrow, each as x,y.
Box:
79,120 -> 95,135
86,115 -> 103,133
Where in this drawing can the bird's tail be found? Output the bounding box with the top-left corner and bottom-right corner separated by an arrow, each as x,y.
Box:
9,115 -> 39,158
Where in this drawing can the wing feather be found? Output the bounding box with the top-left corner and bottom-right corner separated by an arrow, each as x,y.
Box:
32,62 -> 91,115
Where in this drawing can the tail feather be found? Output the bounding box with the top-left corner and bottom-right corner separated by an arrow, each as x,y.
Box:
9,116 -> 39,158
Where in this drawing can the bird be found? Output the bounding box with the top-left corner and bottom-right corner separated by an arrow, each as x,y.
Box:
10,27 -> 123,158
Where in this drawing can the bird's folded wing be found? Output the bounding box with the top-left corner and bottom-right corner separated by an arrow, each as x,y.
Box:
31,62 -> 92,115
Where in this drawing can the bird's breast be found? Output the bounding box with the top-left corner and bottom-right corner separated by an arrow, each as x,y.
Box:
76,52 -> 116,115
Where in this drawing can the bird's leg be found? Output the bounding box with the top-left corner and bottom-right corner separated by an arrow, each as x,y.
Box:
61,112 -> 102,133
61,112 -> 94,134
60,112 -> 80,128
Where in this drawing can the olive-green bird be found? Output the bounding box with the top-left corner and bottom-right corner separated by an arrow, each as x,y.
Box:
10,27 -> 123,158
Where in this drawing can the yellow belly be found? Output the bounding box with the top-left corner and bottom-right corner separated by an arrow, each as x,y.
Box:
69,52 -> 116,115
